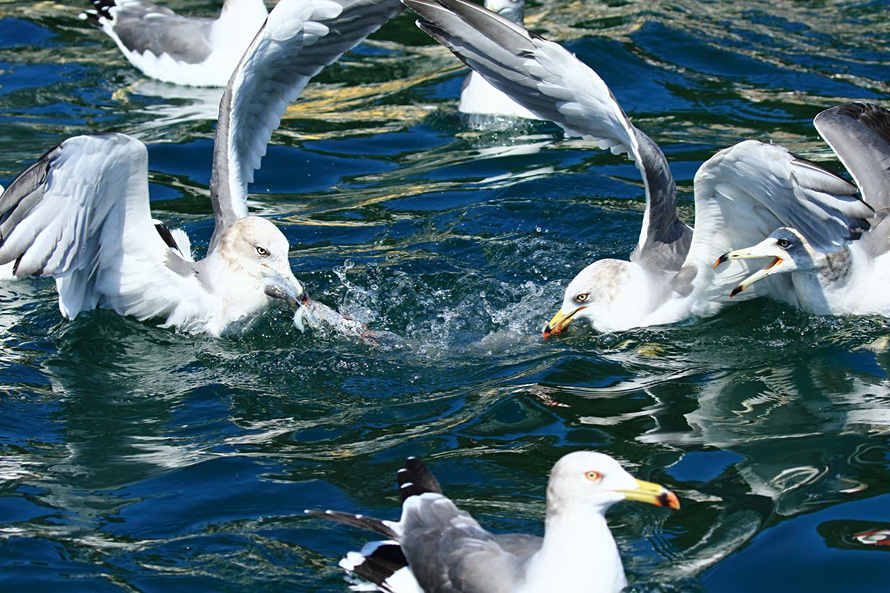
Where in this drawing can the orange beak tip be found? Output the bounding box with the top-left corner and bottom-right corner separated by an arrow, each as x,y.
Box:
662,490 -> 681,510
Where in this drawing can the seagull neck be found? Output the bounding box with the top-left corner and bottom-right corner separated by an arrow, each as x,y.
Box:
524,505 -> 626,593
791,247 -> 852,313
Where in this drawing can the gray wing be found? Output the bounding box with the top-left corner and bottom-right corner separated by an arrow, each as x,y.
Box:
209,0 -> 404,248
83,0 -> 214,64
815,102 -> 890,215
403,0 -> 692,271
398,493 -> 534,593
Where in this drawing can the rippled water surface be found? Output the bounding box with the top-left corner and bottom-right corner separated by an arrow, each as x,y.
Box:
1,0 -> 890,590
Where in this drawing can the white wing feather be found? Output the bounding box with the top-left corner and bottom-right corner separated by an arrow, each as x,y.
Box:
0,134 -> 210,325
210,0 -> 404,239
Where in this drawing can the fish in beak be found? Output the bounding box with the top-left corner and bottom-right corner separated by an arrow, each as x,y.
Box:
543,306 -> 585,339
617,478 -> 681,510
264,271 -> 309,311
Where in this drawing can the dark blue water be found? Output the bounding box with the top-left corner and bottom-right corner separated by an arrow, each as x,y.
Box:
0,0 -> 889,590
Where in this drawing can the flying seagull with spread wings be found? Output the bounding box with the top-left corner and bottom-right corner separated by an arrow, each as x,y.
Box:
402,0 -> 873,335
308,452 -> 679,593
717,102 -> 890,316
80,0 -> 270,87
0,0 -> 403,336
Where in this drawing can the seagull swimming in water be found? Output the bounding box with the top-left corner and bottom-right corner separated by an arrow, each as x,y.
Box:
307,452 -> 679,593
402,0 -> 873,335
716,103 -> 890,317
457,0 -> 539,119
80,0 -> 270,87
0,0 -> 403,336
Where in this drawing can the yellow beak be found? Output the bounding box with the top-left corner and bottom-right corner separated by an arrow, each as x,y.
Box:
543,306 -> 585,339
617,478 -> 681,510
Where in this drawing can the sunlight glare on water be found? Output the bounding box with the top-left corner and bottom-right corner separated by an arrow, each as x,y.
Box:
0,0 -> 888,590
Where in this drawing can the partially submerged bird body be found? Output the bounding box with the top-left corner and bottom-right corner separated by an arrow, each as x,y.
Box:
308,452 -> 679,593
722,226 -> 890,317
403,0 -> 872,336
718,103 -> 890,318
1,0 -> 404,335
457,0 -> 540,119
81,0 -> 270,87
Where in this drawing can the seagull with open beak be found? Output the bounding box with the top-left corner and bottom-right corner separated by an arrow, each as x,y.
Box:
715,225 -> 890,317
714,228 -> 803,298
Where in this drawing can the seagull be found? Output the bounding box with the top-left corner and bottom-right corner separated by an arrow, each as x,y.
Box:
716,103 -> 890,316
0,0 -> 403,336
457,0 -> 539,119
79,0 -> 270,87
401,0 -> 874,335
307,452 -> 680,593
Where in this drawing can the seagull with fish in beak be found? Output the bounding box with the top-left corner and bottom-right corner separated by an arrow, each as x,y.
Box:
0,0 -> 402,336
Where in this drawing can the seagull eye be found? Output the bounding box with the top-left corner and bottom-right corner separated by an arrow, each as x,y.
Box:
576,293 -> 590,303
256,246 -> 269,257
777,239 -> 791,249
585,471 -> 602,482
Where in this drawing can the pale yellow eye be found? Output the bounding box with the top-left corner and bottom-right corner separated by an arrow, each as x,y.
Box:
256,246 -> 269,257
576,293 -> 589,303
585,470 -> 602,482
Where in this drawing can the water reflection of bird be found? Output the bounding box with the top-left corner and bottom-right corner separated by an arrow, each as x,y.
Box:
79,0 -> 270,87
458,0 -> 540,120
402,0 -> 873,336
0,0 -> 403,336
717,103 -> 890,317
308,452 -> 679,593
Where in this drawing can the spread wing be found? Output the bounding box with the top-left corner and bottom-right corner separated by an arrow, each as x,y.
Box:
209,0 -> 404,247
815,102 -> 890,258
0,134 -> 206,323
402,0 -> 692,271
815,102 -> 890,215
684,140 -> 873,302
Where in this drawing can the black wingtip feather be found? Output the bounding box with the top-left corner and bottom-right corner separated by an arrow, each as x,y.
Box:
397,457 -> 443,501
154,222 -> 181,253
348,543 -> 409,593
305,509 -> 399,539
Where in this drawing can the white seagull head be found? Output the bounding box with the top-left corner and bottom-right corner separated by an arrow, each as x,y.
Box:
543,259 -> 636,337
215,216 -> 307,308
716,227 -> 823,297
547,451 -> 680,514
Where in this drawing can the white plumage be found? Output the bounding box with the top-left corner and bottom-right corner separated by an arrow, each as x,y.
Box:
1,0 -> 403,335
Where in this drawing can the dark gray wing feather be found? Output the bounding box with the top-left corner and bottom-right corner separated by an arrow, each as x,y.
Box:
400,494 -> 525,593
305,509 -> 400,539
815,102 -> 890,258
404,0 -> 692,271
209,0 -> 404,249
815,102 -> 890,215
